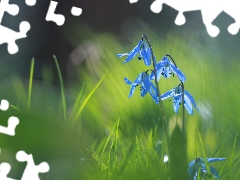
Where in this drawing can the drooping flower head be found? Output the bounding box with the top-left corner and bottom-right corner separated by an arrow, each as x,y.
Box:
124,71 -> 159,104
188,158 -> 226,179
117,40 -> 152,66
150,56 -> 186,82
161,84 -> 199,114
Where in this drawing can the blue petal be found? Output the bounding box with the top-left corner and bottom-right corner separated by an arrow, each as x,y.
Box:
140,86 -> 148,97
161,56 -> 170,66
184,94 -> 193,115
207,158 -> 226,163
124,78 -> 132,85
161,90 -> 174,100
132,72 -> 143,86
149,83 -> 159,104
140,73 -> 151,97
184,90 -> 199,111
170,63 -> 186,82
122,40 -> 142,63
117,53 -> 129,57
140,42 -> 151,66
188,158 -> 205,179
150,65 -> 164,81
163,67 -> 171,78
128,86 -> 136,98
173,94 -> 182,113
173,100 -> 180,113
209,166 -> 220,178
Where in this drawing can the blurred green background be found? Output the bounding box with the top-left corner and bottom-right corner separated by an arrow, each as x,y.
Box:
0,1 -> 240,179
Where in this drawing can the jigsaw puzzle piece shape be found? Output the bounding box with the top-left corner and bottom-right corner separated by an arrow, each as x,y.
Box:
46,1 -> 65,26
0,0 -> 19,22
0,99 -> 10,111
0,116 -> 19,136
223,1 -> 240,35
0,21 -> 30,54
129,0 -> 138,4
25,0 -> 37,6
16,151 -> 50,180
0,162 -> 16,180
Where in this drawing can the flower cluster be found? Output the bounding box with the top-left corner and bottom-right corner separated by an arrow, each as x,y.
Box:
117,37 -> 199,115
188,158 -> 225,179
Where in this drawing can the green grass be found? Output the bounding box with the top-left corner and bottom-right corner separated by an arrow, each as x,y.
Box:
0,29 -> 240,179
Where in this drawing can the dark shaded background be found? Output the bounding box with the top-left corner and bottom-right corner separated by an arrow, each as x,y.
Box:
1,0 -> 239,82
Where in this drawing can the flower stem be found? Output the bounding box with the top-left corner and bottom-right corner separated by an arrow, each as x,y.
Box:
142,35 -> 171,153
166,54 -> 186,134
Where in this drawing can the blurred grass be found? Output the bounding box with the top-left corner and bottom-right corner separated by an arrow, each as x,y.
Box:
0,25 -> 240,179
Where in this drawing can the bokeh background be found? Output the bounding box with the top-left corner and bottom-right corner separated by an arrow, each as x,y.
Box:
0,0 -> 240,179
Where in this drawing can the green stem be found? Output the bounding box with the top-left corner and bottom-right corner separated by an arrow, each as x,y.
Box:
142,35 -> 171,153
166,54 -> 185,134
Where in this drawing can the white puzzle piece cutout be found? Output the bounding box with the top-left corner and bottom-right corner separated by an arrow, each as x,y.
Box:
0,0 -> 31,54
16,151 -> 50,180
46,1 -> 65,26
130,0 -> 240,37
25,0 -> 37,6
71,7 -> 82,16
0,163 -> 16,180
129,0 -> 138,4
0,100 -> 19,136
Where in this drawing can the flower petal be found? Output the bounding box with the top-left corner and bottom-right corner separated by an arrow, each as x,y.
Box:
163,67 -> 171,78
207,158 -> 226,163
170,63 -> 186,82
124,78 -> 132,85
122,40 -> 142,63
140,42 -> 151,66
173,94 -> 182,113
117,53 -> 129,57
184,90 -> 199,111
149,83 -> 159,104
132,72 -> 143,86
209,166 -> 220,178
161,90 -> 174,100
128,86 -> 136,98
184,94 -> 193,115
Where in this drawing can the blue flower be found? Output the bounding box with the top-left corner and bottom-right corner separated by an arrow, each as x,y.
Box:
188,158 -> 225,179
150,56 -> 186,82
124,71 -> 159,103
117,40 -> 152,66
161,85 -> 199,114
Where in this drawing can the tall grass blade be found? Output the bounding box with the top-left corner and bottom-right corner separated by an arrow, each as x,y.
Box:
27,58 -> 34,112
197,130 -> 211,176
98,118 -> 120,167
68,83 -> 86,122
70,71 -> 109,128
227,132 -> 237,179
212,128 -> 231,158
53,55 -> 67,120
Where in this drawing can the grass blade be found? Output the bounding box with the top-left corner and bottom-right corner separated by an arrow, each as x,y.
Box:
227,132 -> 237,179
197,130 -> 211,176
53,55 -> 67,120
68,83 -> 86,122
212,128 -> 231,158
98,118 -> 120,168
27,58 -> 34,112
70,71 -> 109,128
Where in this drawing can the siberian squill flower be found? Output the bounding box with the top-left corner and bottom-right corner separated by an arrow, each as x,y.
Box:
150,56 -> 186,82
161,85 -> 199,114
188,158 -> 225,179
117,40 -> 152,66
124,71 -> 159,103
